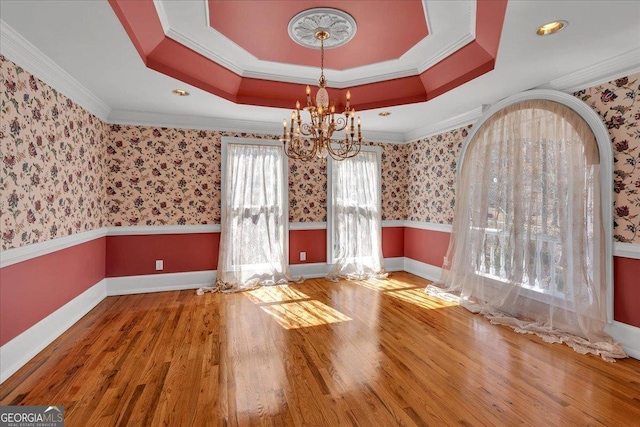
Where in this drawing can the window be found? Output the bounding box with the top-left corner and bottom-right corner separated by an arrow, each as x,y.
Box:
439,90 -> 622,359
327,146 -> 387,281
214,138 -> 296,292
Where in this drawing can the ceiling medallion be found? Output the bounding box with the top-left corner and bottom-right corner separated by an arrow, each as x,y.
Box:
288,8 -> 357,49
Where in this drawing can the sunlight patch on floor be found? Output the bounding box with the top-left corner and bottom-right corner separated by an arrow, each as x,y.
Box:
260,300 -> 352,329
386,288 -> 458,310
244,286 -> 310,304
355,278 -> 418,292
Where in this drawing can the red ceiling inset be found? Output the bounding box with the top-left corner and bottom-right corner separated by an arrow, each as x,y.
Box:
208,0 -> 429,70
108,0 -> 508,111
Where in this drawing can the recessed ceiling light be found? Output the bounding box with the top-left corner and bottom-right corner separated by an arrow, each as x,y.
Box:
378,111 -> 391,117
536,20 -> 568,36
172,89 -> 189,96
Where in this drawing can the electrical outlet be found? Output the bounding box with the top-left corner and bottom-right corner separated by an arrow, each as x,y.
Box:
300,251 -> 306,261
155,260 -> 164,271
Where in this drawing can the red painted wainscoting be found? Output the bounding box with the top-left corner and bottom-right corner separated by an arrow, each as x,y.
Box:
613,256 -> 640,328
106,233 -> 220,277
0,237 -> 106,346
404,227 -> 451,267
382,227 -> 405,258
105,227 -> 406,276
289,229 -> 326,264
289,227 -> 405,264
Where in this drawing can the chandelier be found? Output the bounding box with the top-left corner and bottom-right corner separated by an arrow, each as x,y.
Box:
281,30 -> 362,161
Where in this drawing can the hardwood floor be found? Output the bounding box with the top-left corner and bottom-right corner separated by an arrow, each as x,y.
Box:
2,271 -> 639,426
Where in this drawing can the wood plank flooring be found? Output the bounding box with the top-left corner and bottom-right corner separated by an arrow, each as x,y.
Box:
1,271 -> 639,426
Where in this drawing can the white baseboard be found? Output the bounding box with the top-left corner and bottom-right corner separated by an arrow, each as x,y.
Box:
289,257 -> 405,279
289,262 -> 330,279
385,257 -> 405,272
106,270 -> 217,296
0,279 -> 107,383
605,321 -> 640,360
403,258 -> 443,282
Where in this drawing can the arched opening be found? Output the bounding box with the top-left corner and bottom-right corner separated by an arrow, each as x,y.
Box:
440,90 -> 623,360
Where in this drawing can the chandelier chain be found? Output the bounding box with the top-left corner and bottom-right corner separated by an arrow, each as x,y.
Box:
320,36 -> 325,84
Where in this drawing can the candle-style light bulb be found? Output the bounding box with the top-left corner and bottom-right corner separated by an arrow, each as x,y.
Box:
296,100 -> 300,110
306,85 -> 311,95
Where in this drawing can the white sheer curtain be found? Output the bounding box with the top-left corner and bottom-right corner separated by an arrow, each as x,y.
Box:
436,100 -> 626,361
199,142 -> 300,294
327,149 -> 387,281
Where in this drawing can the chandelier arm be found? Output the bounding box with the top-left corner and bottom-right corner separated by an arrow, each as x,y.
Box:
325,133 -> 362,160
326,140 -> 361,160
298,123 -> 315,137
284,137 -> 316,161
333,116 -> 348,132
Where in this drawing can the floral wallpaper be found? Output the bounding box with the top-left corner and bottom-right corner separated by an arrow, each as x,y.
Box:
2,51 -> 639,249
106,126 -> 224,226
374,142 -> 408,221
406,126 -> 471,224
575,73 -> 640,243
287,156 -> 326,222
105,126 -> 329,225
105,127 -> 408,225
1,56 -> 106,251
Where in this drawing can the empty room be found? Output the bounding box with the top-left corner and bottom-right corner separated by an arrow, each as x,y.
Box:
1,0 -> 639,425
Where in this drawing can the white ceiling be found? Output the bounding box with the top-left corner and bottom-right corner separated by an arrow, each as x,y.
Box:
1,0 -> 639,143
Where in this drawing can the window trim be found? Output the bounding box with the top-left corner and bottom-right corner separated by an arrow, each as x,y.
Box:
326,145 -> 383,265
457,89 -> 614,323
220,137 -> 290,266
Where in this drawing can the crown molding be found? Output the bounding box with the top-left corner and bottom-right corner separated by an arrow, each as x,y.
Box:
107,109 -> 282,135
404,107 -> 482,143
152,0 -> 171,33
0,20 -> 111,121
165,27 -> 245,77
417,34 -> 475,75
107,109 -> 406,143
540,48 -> 640,94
